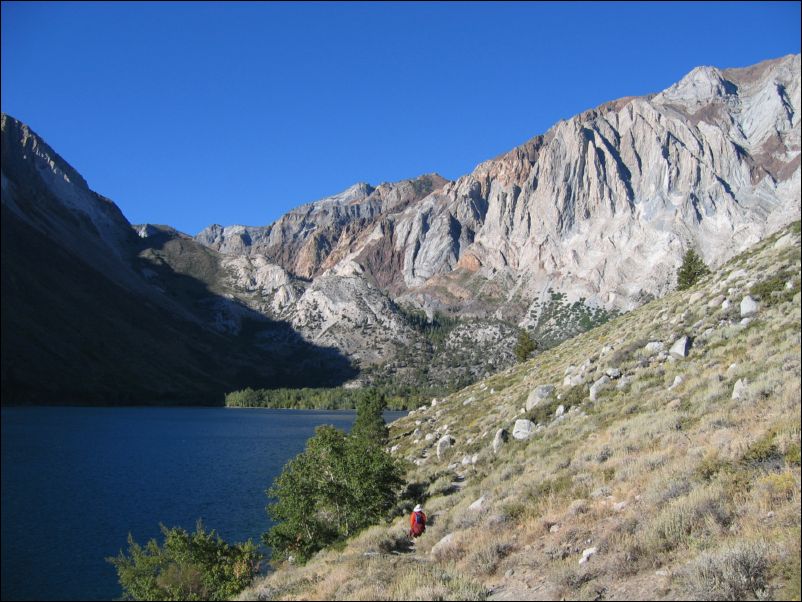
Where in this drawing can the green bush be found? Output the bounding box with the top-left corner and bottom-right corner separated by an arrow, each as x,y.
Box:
514,329 -> 537,363
107,521 -> 261,601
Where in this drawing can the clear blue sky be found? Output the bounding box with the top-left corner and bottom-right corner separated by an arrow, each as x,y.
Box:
2,1 -> 800,235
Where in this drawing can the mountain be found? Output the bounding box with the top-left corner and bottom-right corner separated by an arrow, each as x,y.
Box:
2,54 -> 799,403
240,220 -> 802,601
194,54 -> 800,386
1,115 -> 355,404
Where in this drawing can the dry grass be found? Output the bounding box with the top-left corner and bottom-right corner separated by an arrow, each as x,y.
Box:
242,224 -> 801,600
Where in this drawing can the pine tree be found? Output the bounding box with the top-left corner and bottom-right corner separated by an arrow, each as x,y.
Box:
677,248 -> 710,290
514,329 -> 537,363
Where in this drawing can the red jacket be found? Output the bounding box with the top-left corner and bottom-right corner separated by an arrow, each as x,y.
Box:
409,510 -> 426,537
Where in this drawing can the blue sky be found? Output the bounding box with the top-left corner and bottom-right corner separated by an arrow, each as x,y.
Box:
2,1 -> 800,235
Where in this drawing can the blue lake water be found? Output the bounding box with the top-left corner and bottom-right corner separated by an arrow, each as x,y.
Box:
1,406 -> 406,601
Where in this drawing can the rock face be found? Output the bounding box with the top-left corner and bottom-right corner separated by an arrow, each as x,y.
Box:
199,54 -> 800,318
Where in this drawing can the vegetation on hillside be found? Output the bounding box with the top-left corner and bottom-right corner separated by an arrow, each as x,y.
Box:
239,221 -> 801,601
263,397 -> 404,564
107,522 -> 261,601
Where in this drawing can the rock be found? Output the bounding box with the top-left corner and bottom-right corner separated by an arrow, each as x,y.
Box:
492,429 -> 509,453
786,281 -> 795,290
644,341 -> 664,356
589,375 -> 611,401
707,295 -> 725,308
461,455 -> 472,465
731,378 -> 749,400
412,428 -> 422,439
430,533 -> 457,558
669,335 -> 691,358
616,376 -> 631,390
668,375 -> 683,390
549,524 -> 561,533
512,419 -> 537,440
605,367 -> 621,379
471,453 -> 479,465
463,396 -> 475,406
774,232 -> 795,249
740,317 -> 753,327
726,268 -> 748,283
613,501 -> 628,512
431,398 -> 438,407
436,435 -> 455,459
425,433 -> 435,442
555,405 -> 565,417
468,496 -> 485,511
505,569 -> 514,578
579,547 -> 598,564
722,299 -> 732,311
726,363 -> 738,377
390,445 -> 400,454
689,291 -> 704,304
526,385 -> 555,411
740,295 -> 758,317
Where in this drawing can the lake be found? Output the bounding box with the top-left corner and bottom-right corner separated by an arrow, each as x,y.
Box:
1,406 -> 406,601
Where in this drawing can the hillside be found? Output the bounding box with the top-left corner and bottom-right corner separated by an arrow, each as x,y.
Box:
241,221 -> 801,600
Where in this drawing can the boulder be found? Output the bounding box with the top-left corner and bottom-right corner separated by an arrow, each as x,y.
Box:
669,335 -> 691,358
731,378 -> 749,400
436,435 -> 455,459
589,375 -> 611,401
689,291 -> 704,304
512,419 -> 536,440
579,547 -> 598,564
643,341 -> 664,356
468,496 -> 485,511
555,404 -> 565,417
492,428 -> 508,453
430,533 -> 457,559
526,385 -> 555,411
668,375 -> 683,390
740,295 -> 758,317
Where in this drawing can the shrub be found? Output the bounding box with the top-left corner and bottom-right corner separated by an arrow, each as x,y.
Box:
107,521 -> 261,601
681,542 -> 771,601
514,329 -> 537,363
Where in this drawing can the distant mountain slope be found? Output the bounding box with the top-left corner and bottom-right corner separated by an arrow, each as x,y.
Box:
241,220 -> 801,601
1,115 -> 355,404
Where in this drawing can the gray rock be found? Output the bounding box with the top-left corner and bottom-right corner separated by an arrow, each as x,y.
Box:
731,378 -> 749,400
740,295 -> 758,317
436,435 -> 455,459
669,335 -> 691,358
425,433 -> 435,441
468,496 -> 485,511
590,375 -> 611,401
605,367 -> 622,379
512,419 -> 537,440
689,291 -> 704,304
555,404 -> 565,417
430,533 -> 457,558
722,299 -> 732,311
463,396 -> 475,406
668,375 -> 683,390
579,547 -> 598,565
644,341 -> 664,356
526,385 -> 555,411
707,295 -> 725,308
492,429 -> 508,453
412,428 -> 422,439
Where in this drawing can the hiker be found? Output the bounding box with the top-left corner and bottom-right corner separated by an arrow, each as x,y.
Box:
409,504 -> 426,538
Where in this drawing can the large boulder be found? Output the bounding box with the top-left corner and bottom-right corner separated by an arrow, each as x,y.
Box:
512,419 -> 536,440
526,385 -> 555,411
669,336 -> 691,358
740,296 -> 758,317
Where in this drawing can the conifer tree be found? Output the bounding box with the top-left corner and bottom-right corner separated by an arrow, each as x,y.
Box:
677,248 -> 710,290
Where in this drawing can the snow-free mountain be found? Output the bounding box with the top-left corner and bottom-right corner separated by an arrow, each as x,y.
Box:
2,54 -> 799,403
